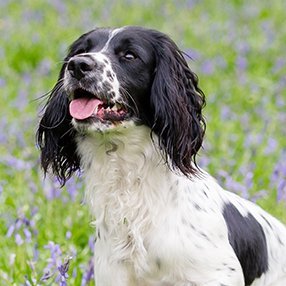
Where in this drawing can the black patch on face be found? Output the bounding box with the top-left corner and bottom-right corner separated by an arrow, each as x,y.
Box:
106,28 -> 157,123
67,28 -> 111,56
223,202 -> 268,286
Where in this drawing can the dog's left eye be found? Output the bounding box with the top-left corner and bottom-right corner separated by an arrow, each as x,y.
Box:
124,51 -> 136,60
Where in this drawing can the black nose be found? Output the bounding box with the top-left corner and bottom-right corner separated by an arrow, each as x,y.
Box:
67,56 -> 95,80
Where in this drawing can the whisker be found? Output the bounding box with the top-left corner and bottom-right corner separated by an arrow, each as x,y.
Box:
58,60 -> 69,64
181,50 -> 194,61
33,78 -> 65,102
120,87 -> 139,117
37,81 -> 68,120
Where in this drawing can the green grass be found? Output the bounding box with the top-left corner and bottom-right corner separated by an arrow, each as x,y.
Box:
0,0 -> 286,285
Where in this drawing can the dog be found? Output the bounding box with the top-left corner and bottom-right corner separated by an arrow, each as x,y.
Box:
37,26 -> 286,286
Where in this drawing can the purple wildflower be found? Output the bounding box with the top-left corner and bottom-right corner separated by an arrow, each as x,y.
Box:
250,190 -> 268,203
40,271 -> 53,282
244,133 -> 264,149
271,153 -> 286,201
33,243 -> 39,262
57,257 -> 72,286
236,55 -> 247,71
220,105 -> 232,120
6,208 -> 38,251
50,0 -> 67,14
11,89 -> 29,110
244,171 -> 253,190
226,177 -> 249,199
235,41 -> 250,55
88,235 -> 95,253
44,241 -> 62,266
272,57 -> 286,74
37,58 -> 52,76
15,233 -> 24,246
6,224 -> 15,238
23,228 -> 32,242
81,258 -> 94,286
0,77 -> 5,87
183,48 -> 201,61
66,231 -> 72,240
24,277 -> 33,286
42,242 -> 75,285
0,155 -> 32,171
200,59 -> 215,75
41,242 -> 62,282
277,180 -> 286,202
42,178 -> 62,200
261,21 -> 275,50
65,177 -> 81,202
264,138 -> 278,155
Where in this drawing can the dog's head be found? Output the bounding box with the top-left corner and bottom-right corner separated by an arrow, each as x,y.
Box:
37,26 -> 206,184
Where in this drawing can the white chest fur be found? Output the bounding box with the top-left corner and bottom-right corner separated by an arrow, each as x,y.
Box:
77,125 -> 172,223
75,125 -> 245,285
77,126 -> 178,272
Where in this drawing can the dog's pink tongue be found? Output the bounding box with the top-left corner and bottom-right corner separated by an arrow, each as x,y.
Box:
69,98 -> 102,120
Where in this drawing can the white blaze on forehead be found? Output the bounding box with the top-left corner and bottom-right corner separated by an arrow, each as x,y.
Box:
101,27 -> 125,52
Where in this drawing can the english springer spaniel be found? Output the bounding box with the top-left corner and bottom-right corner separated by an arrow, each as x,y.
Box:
37,26 -> 286,286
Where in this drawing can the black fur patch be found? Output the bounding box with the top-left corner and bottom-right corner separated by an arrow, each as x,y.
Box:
223,202 -> 268,286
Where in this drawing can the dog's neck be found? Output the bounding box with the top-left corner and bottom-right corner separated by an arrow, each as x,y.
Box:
76,124 -> 177,221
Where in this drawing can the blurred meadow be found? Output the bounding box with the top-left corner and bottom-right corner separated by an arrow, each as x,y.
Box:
0,0 -> 286,285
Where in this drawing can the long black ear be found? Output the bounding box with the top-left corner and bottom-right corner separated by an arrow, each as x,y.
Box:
36,66 -> 80,186
150,32 -> 206,177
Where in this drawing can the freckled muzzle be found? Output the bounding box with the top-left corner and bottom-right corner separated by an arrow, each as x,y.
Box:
64,54 -> 130,127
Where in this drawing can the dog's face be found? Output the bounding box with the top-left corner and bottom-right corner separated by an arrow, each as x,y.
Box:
37,26 -> 206,183
64,27 -> 156,133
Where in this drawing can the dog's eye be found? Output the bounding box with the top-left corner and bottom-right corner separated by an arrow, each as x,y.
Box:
124,51 -> 136,60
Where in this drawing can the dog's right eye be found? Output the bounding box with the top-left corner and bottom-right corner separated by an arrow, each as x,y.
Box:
123,51 -> 137,60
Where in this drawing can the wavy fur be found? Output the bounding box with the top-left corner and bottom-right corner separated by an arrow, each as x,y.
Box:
37,26 -> 286,286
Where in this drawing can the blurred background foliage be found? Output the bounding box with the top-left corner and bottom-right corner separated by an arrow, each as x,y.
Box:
0,0 -> 285,285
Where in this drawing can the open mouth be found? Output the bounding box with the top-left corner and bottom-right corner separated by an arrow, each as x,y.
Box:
69,89 -> 129,123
